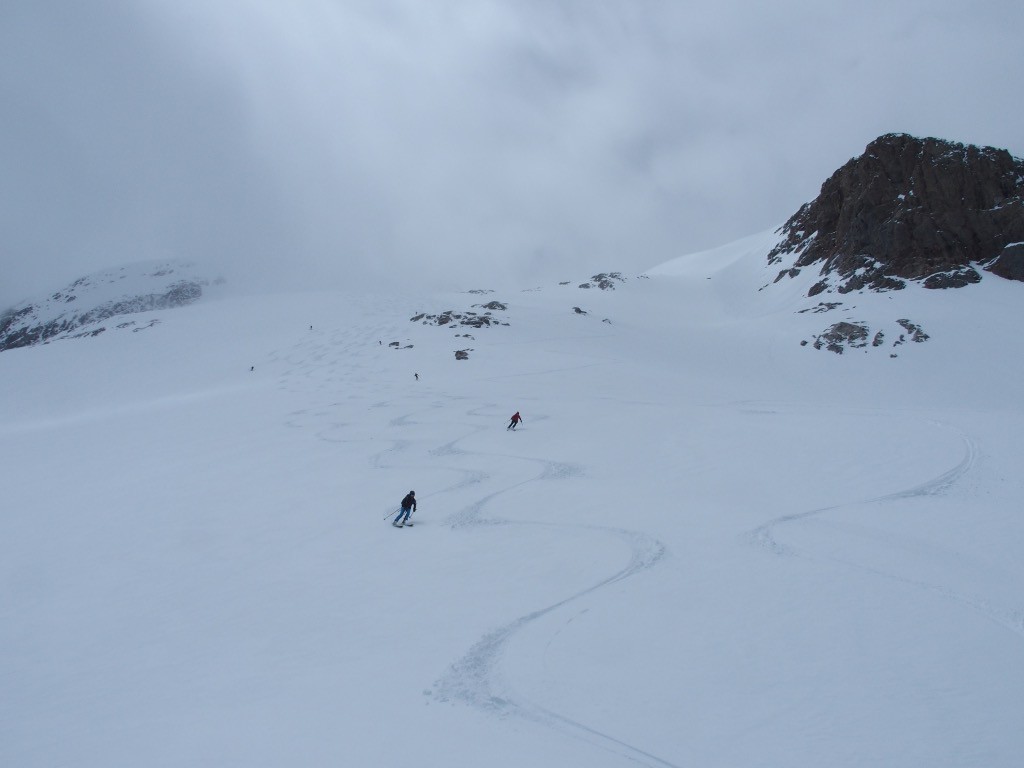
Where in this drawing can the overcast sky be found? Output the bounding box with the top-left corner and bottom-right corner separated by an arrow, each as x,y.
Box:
2,0 -> 1022,306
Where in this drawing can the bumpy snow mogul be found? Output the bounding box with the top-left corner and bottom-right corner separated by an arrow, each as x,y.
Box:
0,261 -> 218,352
764,133 -> 1024,353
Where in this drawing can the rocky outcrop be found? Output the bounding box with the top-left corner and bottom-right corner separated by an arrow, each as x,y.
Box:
411,300 -> 510,329
802,317 -> 931,355
810,321 -> 870,354
987,242 -> 1024,281
769,133 -> 1024,294
579,272 -> 626,290
410,309 -> 509,328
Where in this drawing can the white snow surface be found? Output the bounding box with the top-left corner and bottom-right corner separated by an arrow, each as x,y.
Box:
2,239 -> 1023,767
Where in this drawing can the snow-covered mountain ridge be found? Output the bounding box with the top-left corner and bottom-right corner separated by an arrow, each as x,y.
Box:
0,260 -> 221,352
1,229 -> 1014,362
7,132 -> 1024,359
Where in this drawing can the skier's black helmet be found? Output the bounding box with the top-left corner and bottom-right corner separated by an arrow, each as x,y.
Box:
410,490 -> 415,495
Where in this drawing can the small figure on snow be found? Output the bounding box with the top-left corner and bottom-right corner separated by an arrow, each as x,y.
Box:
394,491 -> 416,527
415,372 -> 419,380
507,411 -> 523,430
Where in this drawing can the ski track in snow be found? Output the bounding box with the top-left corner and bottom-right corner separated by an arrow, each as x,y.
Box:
427,437 -> 676,767
430,523 -> 671,759
748,418 -> 1024,641
276,330 -> 681,767
274,327 -> 1024,763
373,401 -> 678,766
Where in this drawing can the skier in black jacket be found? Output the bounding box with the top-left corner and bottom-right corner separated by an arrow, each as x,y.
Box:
394,491 -> 416,527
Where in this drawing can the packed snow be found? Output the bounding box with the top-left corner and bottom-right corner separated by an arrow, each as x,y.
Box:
2,237 -> 1022,767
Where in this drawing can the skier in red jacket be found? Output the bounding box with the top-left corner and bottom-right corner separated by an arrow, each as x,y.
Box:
507,411 -> 523,430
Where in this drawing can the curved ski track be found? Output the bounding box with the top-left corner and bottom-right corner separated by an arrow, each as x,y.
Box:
273,326 -> 1024,764
374,402 -> 678,767
275,330 -> 680,766
426,432 -> 676,767
748,419 -> 1024,641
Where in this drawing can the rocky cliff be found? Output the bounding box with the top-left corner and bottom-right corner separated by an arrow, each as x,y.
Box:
768,133 -> 1024,295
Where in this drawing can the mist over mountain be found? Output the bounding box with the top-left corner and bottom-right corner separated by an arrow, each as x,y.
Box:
5,2 -> 1024,311
6,133 -> 1021,361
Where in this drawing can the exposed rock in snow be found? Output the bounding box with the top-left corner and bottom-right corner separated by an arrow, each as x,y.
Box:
806,317 -> 930,354
812,321 -> 870,353
578,272 -> 626,290
410,298 -> 510,329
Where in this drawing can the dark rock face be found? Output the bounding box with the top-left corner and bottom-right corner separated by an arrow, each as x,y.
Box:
411,309 -> 509,328
769,133 -> 1024,293
804,316 -> 931,355
579,272 -> 625,290
987,242 -> 1024,281
895,319 -> 929,344
476,301 -> 507,311
813,321 -> 869,353
411,299 -> 510,330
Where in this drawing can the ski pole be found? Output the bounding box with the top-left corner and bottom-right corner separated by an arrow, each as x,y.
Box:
384,507 -> 400,520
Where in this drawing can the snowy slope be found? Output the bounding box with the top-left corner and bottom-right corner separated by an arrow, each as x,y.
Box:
2,244 -> 1023,767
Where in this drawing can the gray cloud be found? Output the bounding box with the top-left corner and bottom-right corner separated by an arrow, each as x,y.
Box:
3,0 -> 1023,307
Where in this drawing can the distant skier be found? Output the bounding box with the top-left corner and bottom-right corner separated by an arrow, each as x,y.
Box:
507,411 -> 523,430
415,372 -> 419,381
394,491 -> 416,527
